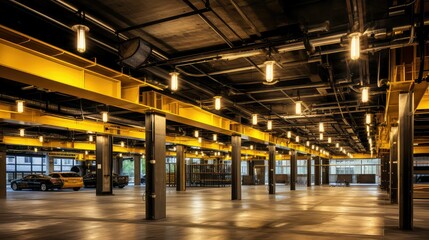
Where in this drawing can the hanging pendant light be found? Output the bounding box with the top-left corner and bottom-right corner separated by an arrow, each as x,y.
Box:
252,114 -> 258,125
89,135 -> 93,142
16,100 -> 25,113
366,113 -> 371,124
295,135 -> 300,143
361,87 -> 369,103
214,96 -> 222,110
319,122 -> 324,132
19,128 -> 25,137
264,61 -> 275,82
287,131 -> 291,138
328,137 -> 332,143
169,71 -> 179,91
194,130 -> 199,138
295,101 -> 302,115
349,32 -> 361,60
213,134 -> 217,141
39,135 -> 44,143
71,24 -> 90,53
319,133 -> 324,140
101,111 -> 108,123
306,141 -> 310,147
267,120 -> 273,130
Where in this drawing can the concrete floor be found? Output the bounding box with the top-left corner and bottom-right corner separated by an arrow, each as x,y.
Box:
0,185 -> 428,239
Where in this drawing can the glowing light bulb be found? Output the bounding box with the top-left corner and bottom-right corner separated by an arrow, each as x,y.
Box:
194,130 -> 199,138
287,131 -> 291,138
120,141 -> 125,147
295,101 -> 302,115
319,122 -> 324,132
39,136 -> 43,143
306,141 -> 310,147
295,135 -> 300,143
89,135 -> 93,142
336,143 -> 339,148
267,120 -> 272,130
19,128 -> 25,137
213,134 -> 217,141
366,113 -> 371,124
252,114 -> 258,125
72,24 -> 90,53
170,71 -> 179,91
362,87 -> 369,103
16,100 -> 24,113
264,61 -> 275,82
101,111 -> 108,123
349,32 -> 361,60
328,137 -> 332,143
214,96 -> 221,110
320,133 -> 324,140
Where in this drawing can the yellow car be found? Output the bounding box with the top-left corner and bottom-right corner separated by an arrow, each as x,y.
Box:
49,172 -> 83,191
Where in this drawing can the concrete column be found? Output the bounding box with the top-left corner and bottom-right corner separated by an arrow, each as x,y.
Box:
176,145 -> 186,191
268,145 -> 276,194
315,156 -> 321,186
96,135 -> 113,196
46,156 -> 54,174
290,150 -> 297,191
231,135 -> 241,200
133,154 -> 141,186
322,158 -> 330,185
145,112 -> 166,220
398,92 -> 414,230
390,126 -> 398,203
0,144 -> 6,198
307,155 -> 312,187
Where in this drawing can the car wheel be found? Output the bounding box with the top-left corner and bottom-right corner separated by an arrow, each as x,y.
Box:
73,187 -> 80,191
40,183 -> 47,191
11,183 -> 20,191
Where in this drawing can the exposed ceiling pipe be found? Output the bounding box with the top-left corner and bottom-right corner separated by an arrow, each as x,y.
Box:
238,82 -> 357,95
236,92 -> 344,105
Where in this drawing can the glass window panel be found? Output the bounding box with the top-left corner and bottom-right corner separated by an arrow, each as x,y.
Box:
16,165 -> 31,171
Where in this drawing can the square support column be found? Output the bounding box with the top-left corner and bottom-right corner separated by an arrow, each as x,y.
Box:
290,150 -> 297,191
380,154 -> 390,191
96,135 -> 113,196
176,145 -> 186,191
268,145 -> 276,194
134,154 -> 141,186
390,126 -> 398,203
145,112 -> 166,220
231,135 -> 241,200
398,92 -> 414,230
322,158 -> 330,185
307,155 -> 312,187
45,156 -> 54,174
0,144 -> 6,199
314,156 -> 321,186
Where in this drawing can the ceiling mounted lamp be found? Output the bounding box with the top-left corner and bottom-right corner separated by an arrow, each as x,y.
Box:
214,96 -> 222,110
89,135 -> 93,142
319,122 -> 324,132
349,32 -> 361,60
366,113 -> 372,125
361,87 -> 369,103
295,101 -> 302,115
295,135 -> 300,143
328,137 -> 332,143
101,111 -> 108,123
267,120 -> 273,130
287,131 -> 292,139
39,135 -> 44,143
194,130 -> 199,138
16,100 -> 24,113
252,114 -> 258,125
213,134 -> 217,141
19,128 -> 25,137
169,71 -> 179,91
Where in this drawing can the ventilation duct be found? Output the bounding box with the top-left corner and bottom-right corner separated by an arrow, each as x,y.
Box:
119,37 -> 152,69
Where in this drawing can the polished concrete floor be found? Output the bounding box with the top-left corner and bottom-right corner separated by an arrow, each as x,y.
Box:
0,184 -> 428,239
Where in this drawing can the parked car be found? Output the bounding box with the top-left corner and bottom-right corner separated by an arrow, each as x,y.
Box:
49,172 -> 83,191
10,174 -> 63,191
83,173 -> 129,188
140,175 -> 146,184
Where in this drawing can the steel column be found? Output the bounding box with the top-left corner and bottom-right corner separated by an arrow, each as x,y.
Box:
322,158 -> 330,185
268,145 -> 276,194
176,145 -> 186,191
307,155 -> 312,187
398,92 -> 414,230
96,135 -> 113,196
315,156 -> 321,186
46,156 -> 54,174
390,126 -> 398,203
0,144 -> 6,198
145,112 -> 166,220
290,150 -> 297,191
134,154 -> 141,186
231,135 -> 241,200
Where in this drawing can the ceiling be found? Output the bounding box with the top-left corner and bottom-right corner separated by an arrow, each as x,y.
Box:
0,0 -> 428,157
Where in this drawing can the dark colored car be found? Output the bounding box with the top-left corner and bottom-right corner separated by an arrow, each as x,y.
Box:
83,173 -> 129,188
140,175 -> 146,184
10,174 -> 63,191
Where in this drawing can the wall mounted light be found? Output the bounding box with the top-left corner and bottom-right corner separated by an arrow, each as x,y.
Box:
361,87 -> 369,103
264,60 -> 275,82
295,101 -> 302,115
194,130 -> 199,138
349,32 -> 361,60
214,96 -> 222,110
267,120 -> 272,130
213,134 -> 217,141
71,24 -> 90,53
328,137 -> 332,143
101,111 -> 108,123
287,131 -> 291,138
366,113 -> 371,124
39,135 -> 44,143
89,135 -> 93,142
16,100 -> 24,113
169,71 -> 179,91
19,128 -> 25,137
319,122 -> 324,132
252,114 -> 258,125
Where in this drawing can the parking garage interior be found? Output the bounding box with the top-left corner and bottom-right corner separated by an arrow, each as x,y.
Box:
1,0 -> 429,239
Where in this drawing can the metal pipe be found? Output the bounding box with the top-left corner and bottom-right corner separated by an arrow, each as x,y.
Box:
240,82 -> 358,95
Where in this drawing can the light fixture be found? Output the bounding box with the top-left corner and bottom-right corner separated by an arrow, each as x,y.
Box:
39,135 -> 43,143
349,32 -> 361,60
369,138 -> 372,145
85,150 -> 89,155
295,135 -> 300,143
267,120 -> 272,130
89,135 -> 93,142
311,145 -> 315,150
336,143 -> 339,148
201,151 -> 204,156
328,137 -> 332,143
366,113 -> 371,124
213,134 -> 217,141
366,125 -> 370,132
306,141 -> 310,147
120,141 -> 125,147
101,111 -> 108,123
316,146 -> 319,151
287,131 -> 291,138
119,153 -> 123,157
19,128 -> 25,137
16,100 -> 24,113
295,101 -> 302,115
34,147 -> 38,152
319,122 -> 324,132
264,60 -> 275,82
194,130 -> 199,138
367,131 -> 370,137
198,137 -> 202,143
252,114 -> 258,125
71,24 -> 90,53
172,147 -> 176,151
361,87 -> 369,103
250,145 -> 254,150
214,96 -> 222,110
169,71 -> 179,91
340,147 -> 343,151
319,133 -> 324,140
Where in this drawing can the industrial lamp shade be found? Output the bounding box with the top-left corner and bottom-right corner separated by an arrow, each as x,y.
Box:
349,32 -> 361,60
71,24 -> 89,53
119,37 -> 152,69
